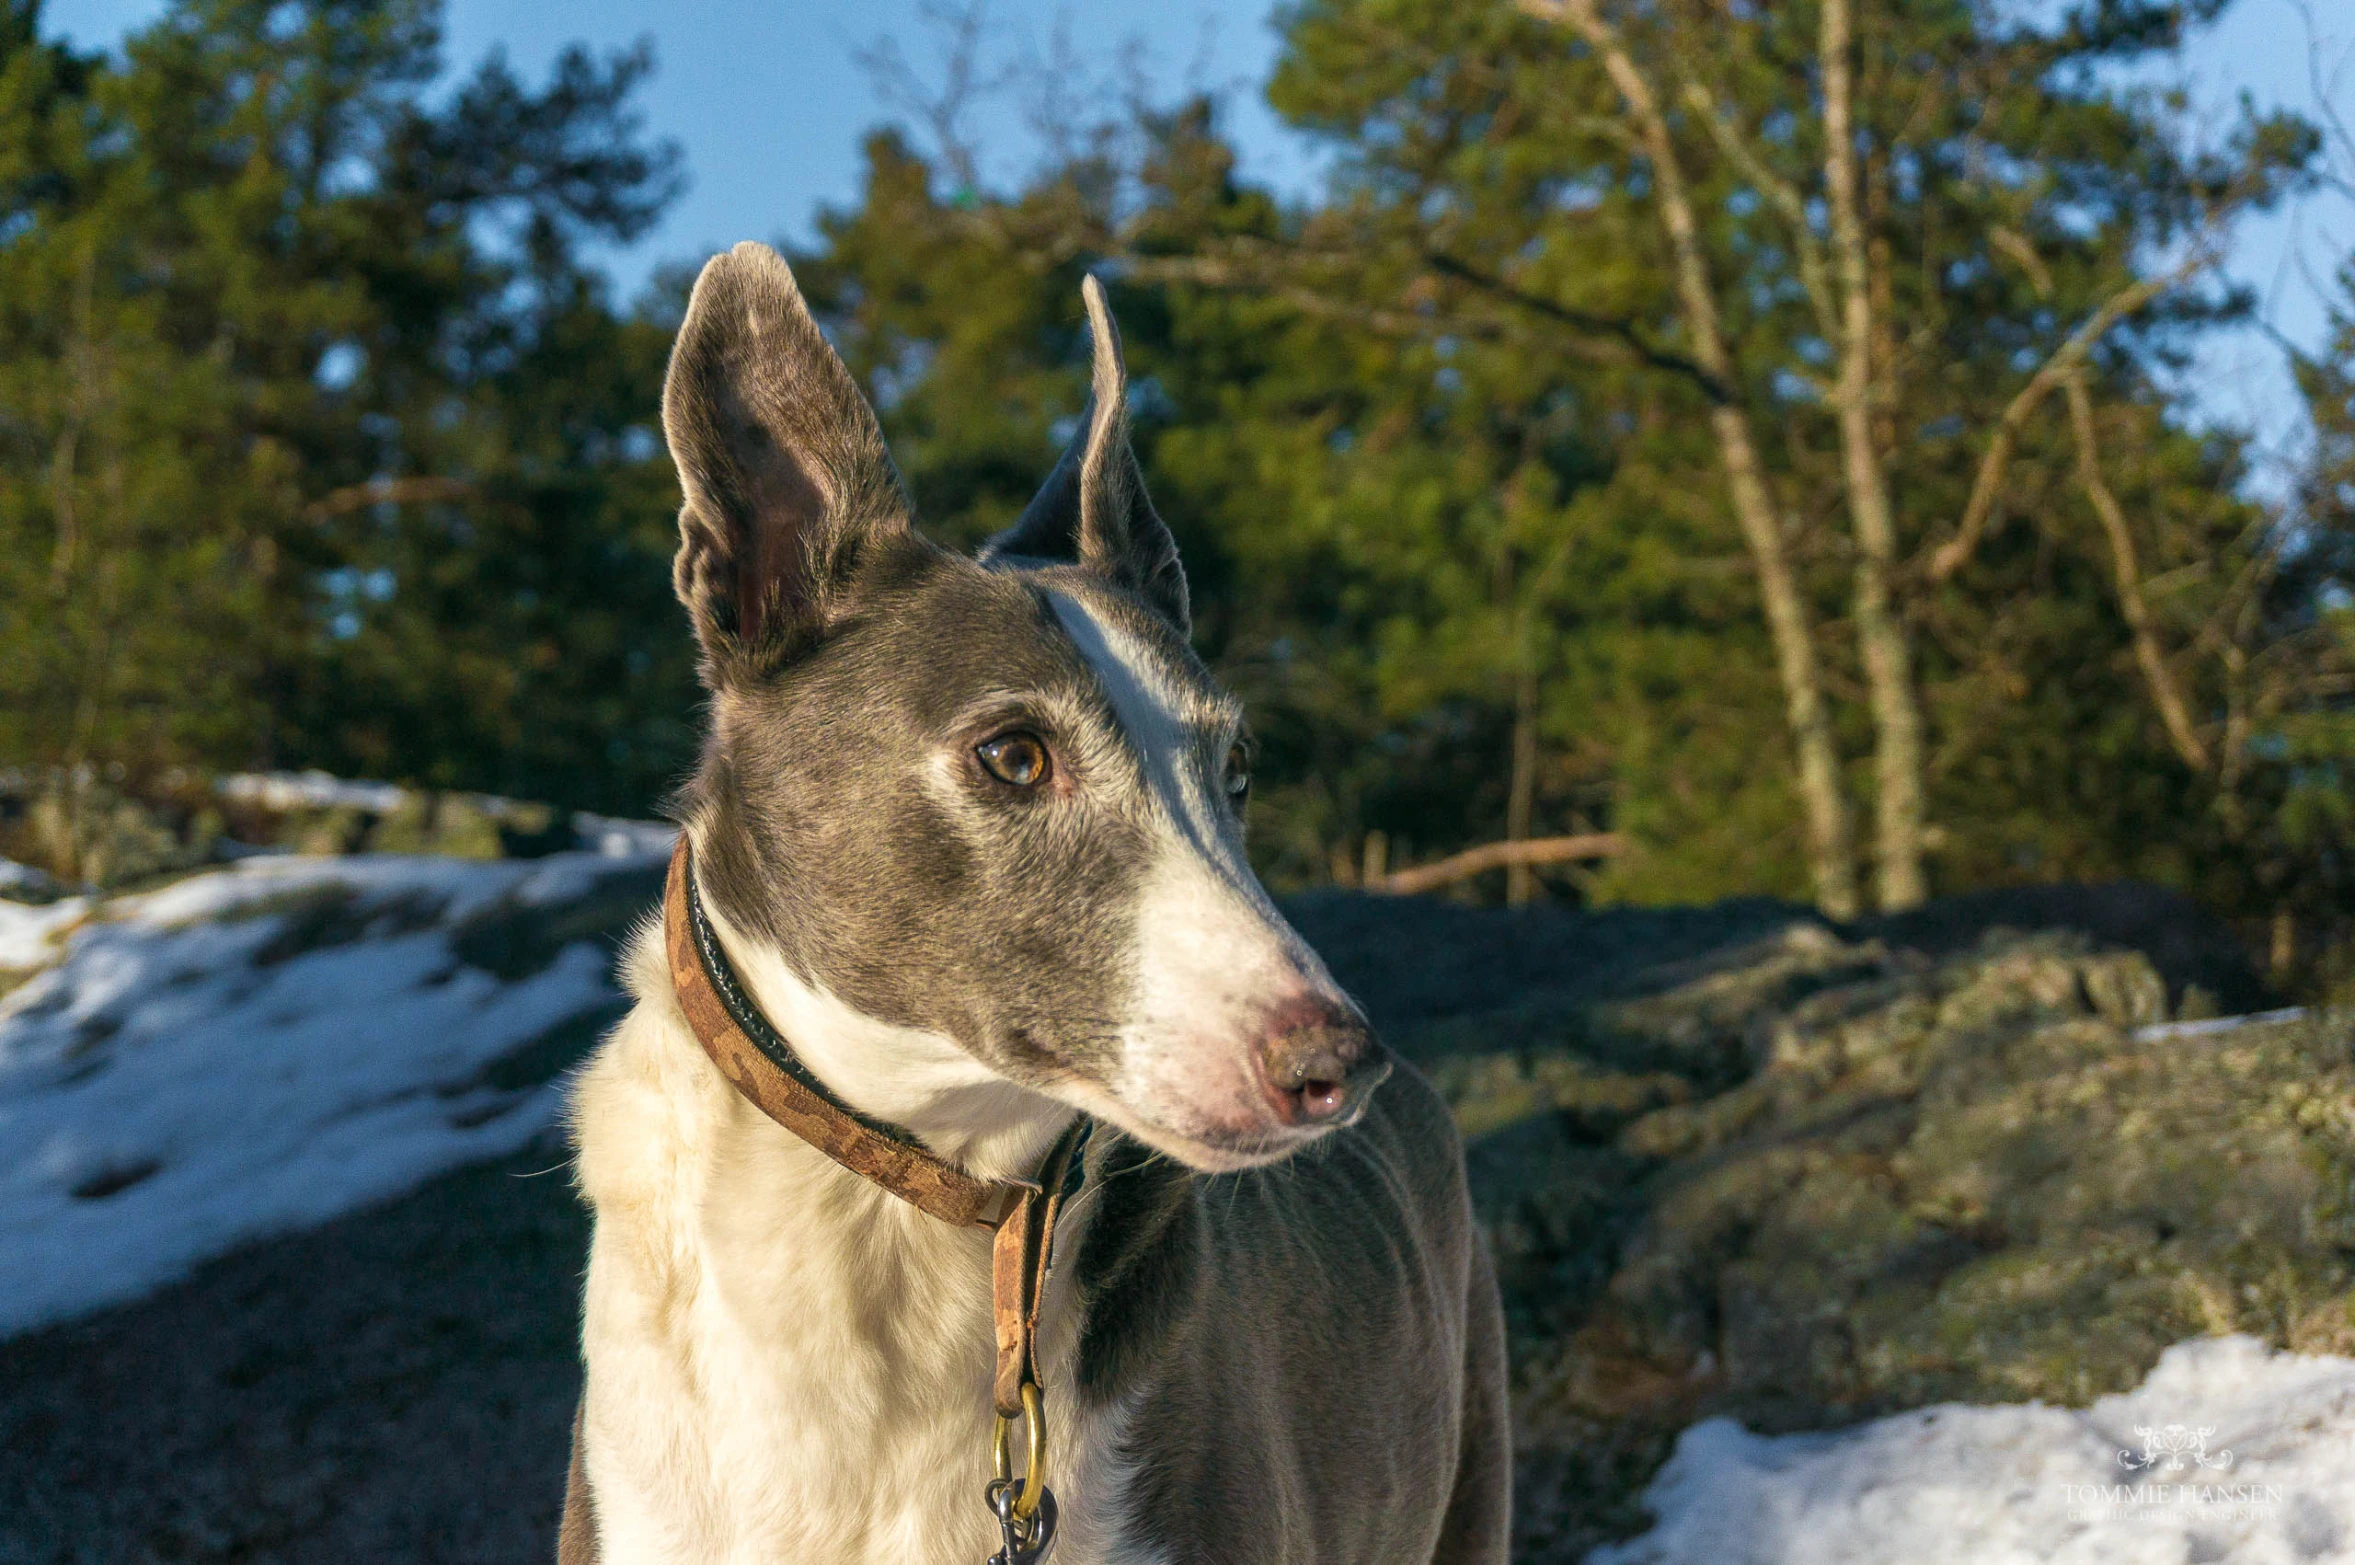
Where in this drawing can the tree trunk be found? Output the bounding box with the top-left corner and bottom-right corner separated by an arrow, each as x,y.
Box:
1543,0 -> 1862,921
1506,662 -> 1538,905
1820,0 -> 1929,911
1718,409 -> 1861,920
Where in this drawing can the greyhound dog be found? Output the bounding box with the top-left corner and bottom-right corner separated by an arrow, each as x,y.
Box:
561,241 -> 1509,1565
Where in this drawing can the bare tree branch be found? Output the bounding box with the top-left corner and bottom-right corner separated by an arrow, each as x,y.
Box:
854,0 -> 1018,196
1115,252 -> 1445,338
1926,230 -> 2222,583
1678,78 -> 1842,345
1369,833 -> 1625,895
302,477 -> 477,522
1118,239 -> 1732,393
1419,250 -> 1731,399
2295,0 -> 2355,190
2061,371 -> 2214,772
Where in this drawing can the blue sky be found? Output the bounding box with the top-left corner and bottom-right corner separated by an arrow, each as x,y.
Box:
42,0 -> 1321,277
39,0 -> 2355,483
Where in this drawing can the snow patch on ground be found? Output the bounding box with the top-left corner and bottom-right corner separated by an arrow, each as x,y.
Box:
0,856 -> 66,902
218,770 -> 411,814
573,811 -> 684,859
0,893 -> 90,972
0,846 -> 669,1337
2133,1006 -> 2312,1042
1592,1334 -> 2355,1564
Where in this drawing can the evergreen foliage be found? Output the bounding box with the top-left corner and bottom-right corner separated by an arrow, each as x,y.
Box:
3,0 -> 2353,983
0,0 -> 693,813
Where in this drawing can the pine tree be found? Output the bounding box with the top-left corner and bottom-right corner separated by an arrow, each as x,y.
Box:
0,0 -> 694,815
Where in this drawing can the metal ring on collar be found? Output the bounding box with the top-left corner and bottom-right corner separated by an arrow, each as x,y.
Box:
991,1380 -> 1048,1522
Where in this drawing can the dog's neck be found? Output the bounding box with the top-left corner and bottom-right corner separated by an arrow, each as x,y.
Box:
689,853 -> 1076,1186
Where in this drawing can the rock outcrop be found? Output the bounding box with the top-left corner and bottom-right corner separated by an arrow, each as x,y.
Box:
1329,912 -> 2349,1560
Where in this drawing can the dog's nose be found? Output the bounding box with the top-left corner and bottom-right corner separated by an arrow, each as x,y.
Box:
1255,998 -> 1390,1127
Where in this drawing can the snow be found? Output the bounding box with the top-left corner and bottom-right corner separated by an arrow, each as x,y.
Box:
0,857 -> 64,901
215,771 -> 683,856
0,893 -> 90,972
2133,1007 -> 2311,1043
1591,1335 -> 2355,1564
0,845 -> 668,1338
573,811 -> 682,859
217,769 -> 410,814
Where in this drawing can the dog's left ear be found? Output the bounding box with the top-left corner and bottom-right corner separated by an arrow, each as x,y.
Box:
983,276 -> 1190,636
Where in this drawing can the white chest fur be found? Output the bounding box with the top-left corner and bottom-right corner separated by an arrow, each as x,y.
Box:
569,931 -> 1142,1565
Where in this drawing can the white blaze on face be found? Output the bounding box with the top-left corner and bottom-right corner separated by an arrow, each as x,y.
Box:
1048,590 -> 1349,1161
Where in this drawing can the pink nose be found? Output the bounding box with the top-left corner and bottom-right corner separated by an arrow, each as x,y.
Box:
1254,997 -> 1389,1126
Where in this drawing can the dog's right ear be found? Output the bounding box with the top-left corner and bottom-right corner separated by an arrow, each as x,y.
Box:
982,275 -> 1189,636
664,241 -> 909,683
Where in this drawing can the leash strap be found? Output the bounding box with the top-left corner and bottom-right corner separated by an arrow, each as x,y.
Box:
990,1118 -> 1086,1416
662,836 -> 1089,1441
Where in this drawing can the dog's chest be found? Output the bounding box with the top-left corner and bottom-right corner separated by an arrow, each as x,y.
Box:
690,1203 -> 1006,1562
574,1018 -> 1140,1565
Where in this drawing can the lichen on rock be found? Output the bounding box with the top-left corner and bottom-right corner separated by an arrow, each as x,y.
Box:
1342,905 -> 2353,1562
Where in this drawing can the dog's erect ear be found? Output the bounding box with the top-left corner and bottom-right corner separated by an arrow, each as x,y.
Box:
983,276 -> 1189,636
664,241 -> 909,679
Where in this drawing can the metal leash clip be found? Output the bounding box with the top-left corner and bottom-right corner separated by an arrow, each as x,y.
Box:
985,1476 -> 1056,1565
984,1380 -> 1056,1564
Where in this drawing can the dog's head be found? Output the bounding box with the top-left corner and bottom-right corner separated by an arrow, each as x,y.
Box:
663,242 -> 1386,1173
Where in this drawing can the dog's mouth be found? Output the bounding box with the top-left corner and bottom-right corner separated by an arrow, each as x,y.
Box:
1051,1074 -> 1374,1174
1124,1118 -> 1319,1173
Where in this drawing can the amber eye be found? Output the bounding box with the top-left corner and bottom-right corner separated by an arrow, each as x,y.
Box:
977,732 -> 1051,787
1224,743 -> 1251,801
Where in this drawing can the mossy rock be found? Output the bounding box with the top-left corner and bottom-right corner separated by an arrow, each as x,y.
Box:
1433,917 -> 2340,1559
367,794 -> 507,860
283,805 -> 372,856
13,777 -> 214,889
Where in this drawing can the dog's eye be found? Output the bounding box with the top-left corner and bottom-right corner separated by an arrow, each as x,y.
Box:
977,732 -> 1051,788
1224,744 -> 1251,801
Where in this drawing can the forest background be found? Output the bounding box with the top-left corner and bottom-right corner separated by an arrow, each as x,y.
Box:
7,0 -> 2355,988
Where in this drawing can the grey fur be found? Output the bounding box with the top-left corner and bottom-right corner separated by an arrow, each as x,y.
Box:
664,251 -> 1223,1122
620,241 -> 1508,1562
982,275 -> 1190,635
685,557 -> 1175,1099
1066,1084 -> 1510,1562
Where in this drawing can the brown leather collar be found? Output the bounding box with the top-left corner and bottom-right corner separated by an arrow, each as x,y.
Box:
662,837 -> 1089,1416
